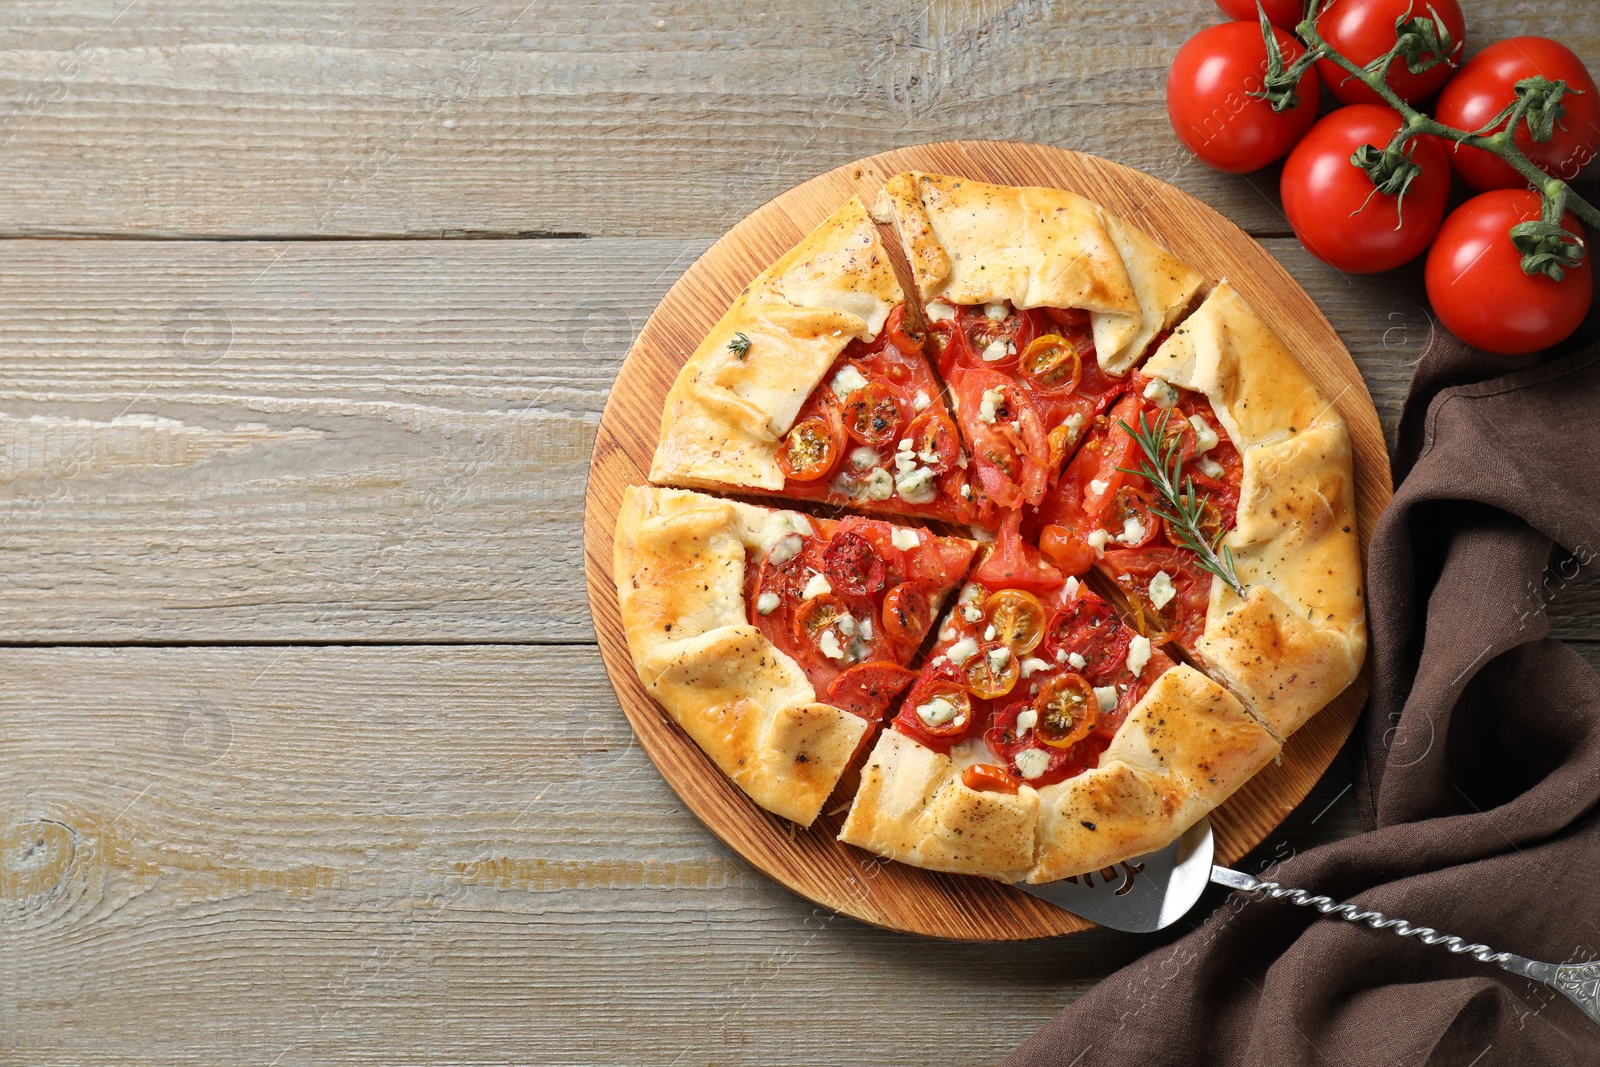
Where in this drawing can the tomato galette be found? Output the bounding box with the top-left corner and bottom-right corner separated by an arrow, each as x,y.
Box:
615,171 -> 1366,886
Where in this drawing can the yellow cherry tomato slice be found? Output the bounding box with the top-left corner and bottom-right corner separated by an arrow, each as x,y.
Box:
964,642 -> 1020,700
982,589 -> 1047,655
1019,334 -> 1083,392
1033,674 -> 1099,749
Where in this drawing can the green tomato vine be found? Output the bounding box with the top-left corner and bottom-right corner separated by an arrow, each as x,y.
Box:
1251,3 -> 1598,280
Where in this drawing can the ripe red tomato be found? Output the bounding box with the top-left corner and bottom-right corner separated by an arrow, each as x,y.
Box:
1214,0 -> 1305,30
1435,37 -> 1600,192
1281,105 -> 1451,272
1167,21 -> 1321,173
1314,0 -> 1465,106
1424,190 -> 1593,355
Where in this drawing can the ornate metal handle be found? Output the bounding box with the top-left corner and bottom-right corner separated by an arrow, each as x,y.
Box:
1211,865 -> 1600,1028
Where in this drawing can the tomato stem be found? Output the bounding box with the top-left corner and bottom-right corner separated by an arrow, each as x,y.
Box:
1273,10 -> 1600,274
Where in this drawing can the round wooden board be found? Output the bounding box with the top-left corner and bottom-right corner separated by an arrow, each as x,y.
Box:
584,141 -> 1392,941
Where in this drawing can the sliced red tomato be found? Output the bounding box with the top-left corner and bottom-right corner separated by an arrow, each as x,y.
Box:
905,411 -> 960,475
895,663 -> 976,748
843,380 -> 905,449
1038,524 -> 1096,577
777,404 -> 846,482
958,303 -> 1033,368
974,513 -> 1066,593
1103,548 -> 1215,648
825,662 -> 916,720
1033,673 -> 1099,749
884,303 -> 926,356
961,763 -> 1020,795
983,702 -> 1099,787
881,581 -> 936,646
1018,334 -> 1084,393
1106,486 -> 1161,549
791,593 -> 852,661
1045,594 -> 1132,683
822,530 -> 887,597
903,537 -> 976,590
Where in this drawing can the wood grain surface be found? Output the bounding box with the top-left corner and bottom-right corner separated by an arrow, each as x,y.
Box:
2,0 -> 1596,1061
585,141 -> 1390,939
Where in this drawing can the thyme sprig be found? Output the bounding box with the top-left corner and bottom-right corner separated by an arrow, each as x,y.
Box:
727,332 -> 752,359
1115,410 -> 1248,599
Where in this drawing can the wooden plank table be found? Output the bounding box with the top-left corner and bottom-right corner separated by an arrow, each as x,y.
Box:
1,2 -> 1596,1063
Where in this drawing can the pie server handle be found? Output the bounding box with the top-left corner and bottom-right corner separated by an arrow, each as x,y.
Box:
1211,865 -> 1600,1028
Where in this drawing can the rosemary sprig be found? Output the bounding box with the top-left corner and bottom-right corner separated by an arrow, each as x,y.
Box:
1115,410 -> 1247,599
727,332 -> 751,359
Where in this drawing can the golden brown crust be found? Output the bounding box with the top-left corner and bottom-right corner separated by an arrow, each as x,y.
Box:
648,197 -> 904,492
838,665 -> 1279,882
614,485 -> 867,825
872,171 -> 1201,371
1141,282 -> 1367,738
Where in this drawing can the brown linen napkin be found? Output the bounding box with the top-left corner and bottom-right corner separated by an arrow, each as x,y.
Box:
1004,328 -> 1600,1067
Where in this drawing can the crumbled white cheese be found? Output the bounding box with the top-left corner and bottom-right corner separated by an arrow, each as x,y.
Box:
756,592 -> 781,616
837,614 -> 856,636
1148,570 -> 1177,610
819,630 -> 846,660
1126,635 -> 1152,676
916,696 -> 961,727
1143,377 -> 1179,408
894,448 -> 918,474
912,390 -> 932,412
769,533 -> 804,566
1015,747 -> 1051,780
1068,652 -> 1087,670
1190,414 -> 1219,454
801,572 -> 832,600
939,627 -> 956,642
969,524 -> 995,542
983,624 -> 997,641
896,466 -> 938,504
959,583 -> 984,605
946,636 -> 980,665
1086,529 -> 1110,553
1020,657 -> 1051,678
960,483 -> 974,500
863,468 -> 895,500
962,604 -> 982,623
1065,576 -> 1080,598
1016,708 -> 1039,731
1055,648 -> 1068,665
830,364 -> 869,399
978,391 -> 1000,423
891,527 -> 921,551
859,615 -> 874,640
1094,685 -> 1118,712
925,300 -> 955,323
1119,515 -> 1147,544
849,445 -> 881,471
1198,457 -> 1225,479
980,339 -> 1011,363
984,302 -> 1009,321
1058,412 -> 1087,445
986,646 -> 1011,673
1088,478 -> 1109,496
897,437 -> 914,451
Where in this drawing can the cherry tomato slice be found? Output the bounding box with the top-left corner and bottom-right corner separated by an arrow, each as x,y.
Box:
884,303 -> 926,356
843,381 -> 904,449
1043,306 -> 1092,333
825,661 -> 916,720
1046,597 -> 1131,683
961,763 -> 1020,795
881,582 -> 935,646
900,671 -> 974,740
983,589 -> 1047,654
1033,674 -> 1099,749
1107,487 -> 1160,548
905,411 -> 960,476
792,593 -> 851,654
964,642 -> 1020,700
777,412 -> 844,482
964,306 -> 1025,366
822,531 -> 886,597
1019,334 -> 1084,392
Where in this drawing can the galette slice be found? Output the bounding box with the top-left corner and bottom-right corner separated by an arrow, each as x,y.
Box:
614,485 -> 974,827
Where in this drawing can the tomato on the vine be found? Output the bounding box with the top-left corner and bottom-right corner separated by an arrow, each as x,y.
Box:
1281,105 -> 1451,272
1435,37 -> 1600,192
1214,0 -> 1304,31
1313,0 -> 1465,106
1424,190 -> 1593,355
1167,21 -> 1321,174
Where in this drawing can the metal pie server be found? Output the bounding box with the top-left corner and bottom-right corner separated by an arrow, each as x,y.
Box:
1015,816 -> 1600,1027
